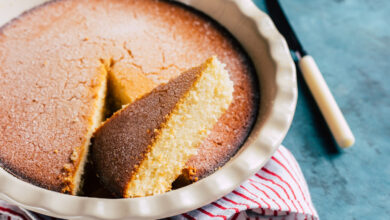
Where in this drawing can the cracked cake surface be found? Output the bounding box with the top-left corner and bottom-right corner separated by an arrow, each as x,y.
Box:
0,0 -> 258,194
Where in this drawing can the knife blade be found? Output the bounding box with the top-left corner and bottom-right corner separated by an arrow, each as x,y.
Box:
265,0 -> 355,148
265,0 -> 306,58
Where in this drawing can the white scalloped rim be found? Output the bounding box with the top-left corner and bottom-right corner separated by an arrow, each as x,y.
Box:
0,0 -> 297,219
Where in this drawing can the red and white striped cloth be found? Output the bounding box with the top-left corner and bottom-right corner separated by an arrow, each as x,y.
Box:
0,146 -> 318,220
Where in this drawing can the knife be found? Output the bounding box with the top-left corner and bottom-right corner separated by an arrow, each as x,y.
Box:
265,0 -> 355,148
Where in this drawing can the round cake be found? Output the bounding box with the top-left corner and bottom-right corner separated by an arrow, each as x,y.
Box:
0,0 -> 259,195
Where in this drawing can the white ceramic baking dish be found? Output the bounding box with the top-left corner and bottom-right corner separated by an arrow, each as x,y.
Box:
0,0 -> 297,219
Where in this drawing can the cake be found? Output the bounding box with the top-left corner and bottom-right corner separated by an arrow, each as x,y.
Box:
0,0 -> 258,195
92,57 -> 233,197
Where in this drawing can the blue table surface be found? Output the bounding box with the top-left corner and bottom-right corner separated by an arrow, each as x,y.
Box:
253,0 -> 390,219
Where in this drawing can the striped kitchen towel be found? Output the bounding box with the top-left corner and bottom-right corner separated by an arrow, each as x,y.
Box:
0,146 -> 319,220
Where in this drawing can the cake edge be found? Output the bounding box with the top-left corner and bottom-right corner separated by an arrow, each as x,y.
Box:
66,64 -> 108,195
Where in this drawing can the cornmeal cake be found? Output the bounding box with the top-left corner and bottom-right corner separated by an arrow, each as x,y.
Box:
92,57 -> 233,197
0,0 -> 258,195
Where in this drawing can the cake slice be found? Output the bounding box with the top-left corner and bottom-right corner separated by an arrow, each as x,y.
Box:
92,57 -> 234,197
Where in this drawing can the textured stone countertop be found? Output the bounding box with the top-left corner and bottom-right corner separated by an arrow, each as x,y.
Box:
253,0 -> 390,219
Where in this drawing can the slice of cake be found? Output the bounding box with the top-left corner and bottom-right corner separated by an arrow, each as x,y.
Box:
92,57 -> 234,197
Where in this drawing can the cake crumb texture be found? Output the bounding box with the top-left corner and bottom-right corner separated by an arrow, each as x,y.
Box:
107,60 -> 156,110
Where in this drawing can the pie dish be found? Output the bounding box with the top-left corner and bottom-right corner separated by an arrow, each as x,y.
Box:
0,0 -> 297,219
